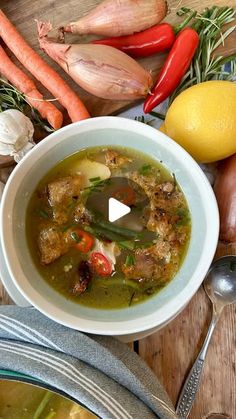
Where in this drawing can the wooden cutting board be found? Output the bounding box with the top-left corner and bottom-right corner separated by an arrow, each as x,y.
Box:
1,0 -> 236,118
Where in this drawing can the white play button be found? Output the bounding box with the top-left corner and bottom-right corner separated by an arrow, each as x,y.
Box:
108,197 -> 131,222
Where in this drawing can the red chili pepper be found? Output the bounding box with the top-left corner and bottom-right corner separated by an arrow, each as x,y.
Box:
74,229 -> 94,253
143,28 -> 199,113
90,252 -> 113,276
92,23 -> 175,58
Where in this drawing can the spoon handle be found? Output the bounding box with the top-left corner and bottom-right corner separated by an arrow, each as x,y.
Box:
176,311 -> 220,418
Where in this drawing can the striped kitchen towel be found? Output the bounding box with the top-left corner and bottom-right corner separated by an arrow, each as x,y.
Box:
0,305 -> 177,419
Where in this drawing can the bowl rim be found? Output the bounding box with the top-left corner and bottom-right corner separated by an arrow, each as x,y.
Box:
0,116 -> 219,335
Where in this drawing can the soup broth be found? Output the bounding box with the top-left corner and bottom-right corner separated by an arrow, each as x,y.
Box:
26,146 -> 191,309
0,380 -> 97,418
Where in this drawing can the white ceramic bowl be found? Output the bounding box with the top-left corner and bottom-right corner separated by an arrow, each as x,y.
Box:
0,117 -> 219,336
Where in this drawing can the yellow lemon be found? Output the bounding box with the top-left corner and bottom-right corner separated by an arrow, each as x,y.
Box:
164,81 -> 236,163
159,123 -> 166,134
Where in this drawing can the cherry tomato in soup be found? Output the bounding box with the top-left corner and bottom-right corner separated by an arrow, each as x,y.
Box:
90,252 -> 113,276
74,230 -> 94,253
112,186 -> 135,205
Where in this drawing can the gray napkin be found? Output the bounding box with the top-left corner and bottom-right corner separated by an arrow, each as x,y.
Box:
0,305 -> 177,419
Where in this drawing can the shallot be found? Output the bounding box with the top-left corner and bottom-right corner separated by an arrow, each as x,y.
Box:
62,0 -> 167,37
214,154 -> 236,243
38,22 -> 153,101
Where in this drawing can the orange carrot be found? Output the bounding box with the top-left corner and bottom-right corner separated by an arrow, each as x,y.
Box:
0,45 -> 63,129
0,10 -> 90,122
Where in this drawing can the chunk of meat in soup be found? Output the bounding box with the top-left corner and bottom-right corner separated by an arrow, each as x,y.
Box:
72,261 -> 92,295
122,249 -> 162,281
73,202 -> 91,224
38,226 -> 78,265
129,173 -> 185,238
105,150 -> 132,169
47,176 -> 81,224
38,227 -> 65,265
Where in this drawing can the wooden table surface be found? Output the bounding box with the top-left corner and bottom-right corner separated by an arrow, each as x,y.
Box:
1,164 -> 236,418
1,0 -> 236,417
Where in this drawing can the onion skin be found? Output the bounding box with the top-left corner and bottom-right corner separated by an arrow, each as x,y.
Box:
38,22 -> 153,101
214,154 -> 236,243
62,0 -> 168,37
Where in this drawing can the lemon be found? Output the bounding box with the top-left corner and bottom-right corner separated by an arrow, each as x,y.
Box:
164,81 -> 236,163
159,123 -> 166,134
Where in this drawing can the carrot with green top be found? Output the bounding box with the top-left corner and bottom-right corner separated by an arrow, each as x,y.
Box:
0,9 -> 90,122
0,45 -> 63,129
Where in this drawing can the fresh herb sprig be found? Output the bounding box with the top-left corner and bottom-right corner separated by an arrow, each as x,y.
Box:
0,78 -> 54,132
170,6 -> 236,103
134,115 -> 156,125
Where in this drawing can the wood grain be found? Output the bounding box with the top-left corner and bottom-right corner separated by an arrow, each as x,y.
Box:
139,243 -> 236,419
0,1 -> 236,417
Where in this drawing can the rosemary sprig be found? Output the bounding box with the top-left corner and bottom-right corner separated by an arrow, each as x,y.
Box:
134,115 -> 156,125
170,6 -> 236,103
0,77 -> 54,132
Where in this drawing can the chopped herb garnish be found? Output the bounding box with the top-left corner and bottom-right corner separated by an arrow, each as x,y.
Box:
118,241 -> 135,250
176,219 -> 189,226
83,225 -> 94,235
135,241 -> 153,249
176,208 -> 187,217
84,178 -> 111,193
37,209 -> 50,219
89,176 -> 101,182
67,199 -> 78,209
138,164 -> 152,176
71,232 -> 82,243
172,173 -> 177,187
86,281 -> 93,292
125,254 -> 135,266
176,207 -> 190,226
61,223 -> 77,232
129,291 -> 136,306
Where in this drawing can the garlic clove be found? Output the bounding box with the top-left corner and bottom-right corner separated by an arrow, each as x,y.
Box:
0,109 -> 34,161
0,142 -> 15,156
13,141 -> 35,163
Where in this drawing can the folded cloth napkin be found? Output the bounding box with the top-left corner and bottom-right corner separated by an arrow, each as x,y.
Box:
0,305 -> 177,419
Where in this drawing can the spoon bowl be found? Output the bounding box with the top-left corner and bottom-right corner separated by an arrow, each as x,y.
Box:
204,256 -> 236,309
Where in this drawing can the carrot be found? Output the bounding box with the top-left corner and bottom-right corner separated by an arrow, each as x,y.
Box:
0,10 -> 90,122
0,45 -> 63,129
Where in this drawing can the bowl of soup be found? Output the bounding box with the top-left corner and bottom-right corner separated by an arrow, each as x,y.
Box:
0,117 -> 219,336
0,371 -> 97,418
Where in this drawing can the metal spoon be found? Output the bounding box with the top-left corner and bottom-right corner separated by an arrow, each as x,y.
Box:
176,255 -> 236,419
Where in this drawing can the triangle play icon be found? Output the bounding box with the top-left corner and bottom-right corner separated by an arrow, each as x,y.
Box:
108,197 -> 131,222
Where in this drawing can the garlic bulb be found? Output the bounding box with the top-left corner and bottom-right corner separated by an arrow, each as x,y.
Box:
0,109 -> 35,162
